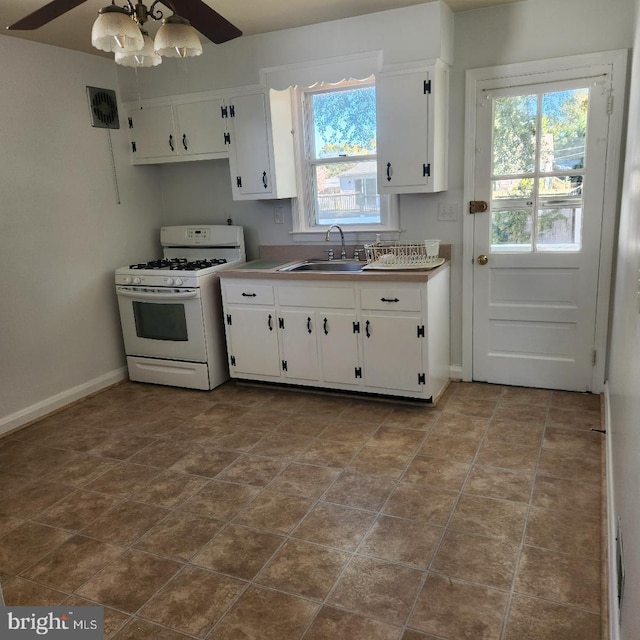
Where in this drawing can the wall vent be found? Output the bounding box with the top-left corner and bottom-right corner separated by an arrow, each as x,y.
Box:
86,86 -> 120,130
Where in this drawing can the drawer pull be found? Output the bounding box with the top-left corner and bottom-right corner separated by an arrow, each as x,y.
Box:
365,319 -> 371,338
323,317 -> 328,335
241,292 -> 257,297
307,317 -> 312,334
268,314 -> 273,331
380,297 -> 400,303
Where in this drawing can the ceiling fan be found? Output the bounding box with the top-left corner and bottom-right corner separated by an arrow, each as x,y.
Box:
7,0 -> 242,45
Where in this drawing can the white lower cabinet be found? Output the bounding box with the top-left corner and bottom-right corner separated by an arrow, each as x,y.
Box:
220,268 -> 449,401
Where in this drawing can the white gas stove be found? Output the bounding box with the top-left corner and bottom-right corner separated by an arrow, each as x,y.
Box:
115,225 -> 245,390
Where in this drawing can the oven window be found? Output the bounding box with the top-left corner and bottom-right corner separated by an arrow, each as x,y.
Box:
133,302 -> 188,341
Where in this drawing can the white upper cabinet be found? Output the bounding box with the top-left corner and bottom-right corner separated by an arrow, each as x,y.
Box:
225,89 -> 297,200
376,60 -> 449,194
126,98 -> 228,164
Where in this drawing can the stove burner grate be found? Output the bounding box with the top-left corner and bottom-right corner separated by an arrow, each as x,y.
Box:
128,258 -> 227,271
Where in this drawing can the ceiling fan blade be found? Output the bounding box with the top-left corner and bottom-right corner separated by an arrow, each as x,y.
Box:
7,0 -> 88,30
172,0 -> 242,44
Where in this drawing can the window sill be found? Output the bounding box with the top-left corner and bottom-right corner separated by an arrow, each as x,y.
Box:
290,229 -> 402,244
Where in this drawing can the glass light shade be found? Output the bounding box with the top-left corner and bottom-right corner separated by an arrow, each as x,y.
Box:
115,32 -> 161,67
91,5 -> 144,53
154,15 -> 202,58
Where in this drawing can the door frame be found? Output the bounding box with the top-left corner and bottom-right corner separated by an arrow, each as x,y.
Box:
462,50 -> 628,392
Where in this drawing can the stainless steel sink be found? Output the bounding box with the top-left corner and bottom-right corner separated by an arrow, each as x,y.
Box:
279,260 -> 366,273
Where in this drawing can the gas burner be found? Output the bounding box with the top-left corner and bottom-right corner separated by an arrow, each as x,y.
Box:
183,258 -> 228,270
129,258 -> 188,270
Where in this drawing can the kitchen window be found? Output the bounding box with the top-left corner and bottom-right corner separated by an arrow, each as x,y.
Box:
291,77 -> 398,237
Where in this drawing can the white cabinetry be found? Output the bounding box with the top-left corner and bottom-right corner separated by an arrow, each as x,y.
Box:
126,98 -> 228,164
376,60 -> 449,194
225,90 -> 297,200
220,268 -> 450,401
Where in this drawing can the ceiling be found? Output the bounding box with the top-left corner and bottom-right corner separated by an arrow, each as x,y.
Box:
1,0 -> 523,57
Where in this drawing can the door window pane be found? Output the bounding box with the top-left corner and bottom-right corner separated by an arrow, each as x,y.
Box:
537,206 -> 582,252
492,94 -> 537,175
491,210 -> 533,252
541,89 -> 588,172
492,178 -> 534,200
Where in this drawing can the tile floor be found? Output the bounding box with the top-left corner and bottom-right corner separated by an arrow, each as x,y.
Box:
0,380 -> 604,639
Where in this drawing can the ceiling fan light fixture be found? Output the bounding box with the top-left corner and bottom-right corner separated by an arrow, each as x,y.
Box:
114,31 -> 161,67
154,15 -> 202,58
91,4 -> 144,53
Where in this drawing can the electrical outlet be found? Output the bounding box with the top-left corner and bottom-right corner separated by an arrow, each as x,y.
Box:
438,202 -> 458,222
274,207 -> 283,224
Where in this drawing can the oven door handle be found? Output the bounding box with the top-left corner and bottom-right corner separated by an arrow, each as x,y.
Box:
116,287 -> 199,301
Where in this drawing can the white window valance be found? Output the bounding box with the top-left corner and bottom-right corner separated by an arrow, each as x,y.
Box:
260,51 -> 383,91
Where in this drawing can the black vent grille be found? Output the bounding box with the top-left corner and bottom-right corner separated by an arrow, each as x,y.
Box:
86,86 -> 120,130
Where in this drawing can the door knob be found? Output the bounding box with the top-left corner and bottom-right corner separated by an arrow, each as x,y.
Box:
476,254 -> 489,265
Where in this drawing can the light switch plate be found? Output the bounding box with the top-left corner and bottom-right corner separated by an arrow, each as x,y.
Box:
438,202 -> 457,221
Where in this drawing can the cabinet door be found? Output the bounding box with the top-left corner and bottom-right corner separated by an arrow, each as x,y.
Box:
128,105 -> 177,159
175,99 -> 227,157
226,307 -> 280,377
319,311 -> 360,386
227,93 -> 273,197
361,314 -> 425,393
279,310 -> 320,381
376,64 -> 447,194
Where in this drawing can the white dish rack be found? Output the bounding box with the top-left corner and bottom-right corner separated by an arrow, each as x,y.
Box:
363,239 -> 442,270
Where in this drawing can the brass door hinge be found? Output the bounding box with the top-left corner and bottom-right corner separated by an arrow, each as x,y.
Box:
469,201 -> 488,214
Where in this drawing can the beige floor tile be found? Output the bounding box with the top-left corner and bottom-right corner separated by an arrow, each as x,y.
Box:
443,396 -> 498,418
515,545 -> 601,611
327,556 -> 424,626
267,462 -> 340,497
181,481 -> 261,520
129,470 -> 210,508
537,448 -> 601,484
213,585 -> 319,640
359,515 -> 443,568
418,432 -> 480,463
431,413 -> 489,438
232,489 -> 314,534
432,530 -> 519,590
292,502 -> 376,551
348,447 -> 413,478
464,465 -> 534,503
383,482 -> 457,525
169,447 -> 239,477
449,494 -> 528,542
193,524 -> 284,580
256,538 -> 350,600
2,576 -> 69,606
112,618 -> 193,640
139,565 -> 245,637
403,456 -> 470,490
303,606 -> 402,640
475,441 -> 540,472
531,475 -> 601,512
295,438 -> 361,467
547,406 -> 602,431
505,595 -> 601,640
324,469 -> 397,510
409,573 -> 508,639
485,419 -> 545,447
216,454 -> 287,487
0,521 -> 71,574
492,402 -> 548,425
368,426 -> 427,454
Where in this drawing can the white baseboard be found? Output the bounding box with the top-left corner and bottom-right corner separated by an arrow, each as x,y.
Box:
604,382 -> 620,640
0,367 -> 128,437
449,364 -> 463,381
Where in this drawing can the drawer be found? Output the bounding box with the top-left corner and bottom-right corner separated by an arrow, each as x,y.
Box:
360,287 -> 422,311
224,283 -> 275,305
278,285 -> 355,309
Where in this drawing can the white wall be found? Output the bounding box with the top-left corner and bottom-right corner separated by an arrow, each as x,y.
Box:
607,0 -> 640,636
0,36 -> 162,432
151,0 -> 636,369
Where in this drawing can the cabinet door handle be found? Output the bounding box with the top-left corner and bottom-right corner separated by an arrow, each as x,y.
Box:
182,133 -> 188,150
307,317 -> 312,334
169,134 -> 174,151
262,171 -> 268,189
241,292 -> 257,297
268,314 -> 273,331
365,319 -> 371,338
323,317 -> 328,335
386,162 -> 392,182
380,297 -> 400,303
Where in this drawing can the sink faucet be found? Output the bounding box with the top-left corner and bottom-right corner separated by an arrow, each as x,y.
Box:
325,225 -> 347,259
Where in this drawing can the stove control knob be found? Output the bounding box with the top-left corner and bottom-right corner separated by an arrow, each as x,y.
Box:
123,276 -> 133,285
133,277 -> 142,285
175,278 -> 184,286
166,278 -> 174,286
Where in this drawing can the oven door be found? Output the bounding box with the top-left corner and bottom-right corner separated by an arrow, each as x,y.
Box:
116,286 -> 207,362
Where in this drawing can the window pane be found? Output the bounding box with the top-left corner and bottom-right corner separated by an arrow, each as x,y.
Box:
537,206 -> 582,252
314,162 -> 380,225
311,86 -> 377,159
538,175 -> 583,198
491,210 -> 533,252
492,177 -> 534,200
492,94 -> 537,176
541,89 -> 588,172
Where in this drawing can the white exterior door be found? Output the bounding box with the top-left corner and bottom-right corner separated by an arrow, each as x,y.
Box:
470,65 -> 615,391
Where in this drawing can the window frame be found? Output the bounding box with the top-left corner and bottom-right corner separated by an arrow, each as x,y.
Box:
290,77 -> 399,241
